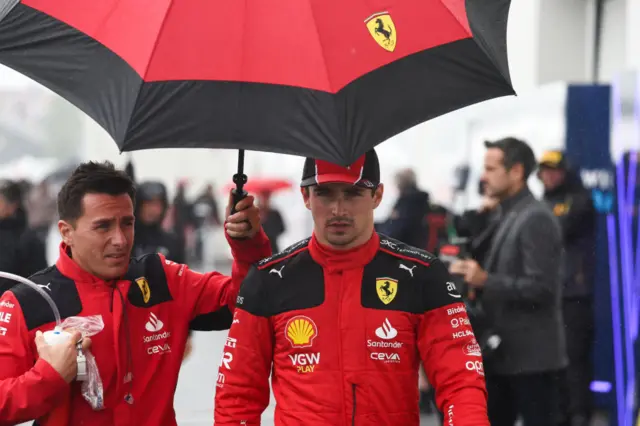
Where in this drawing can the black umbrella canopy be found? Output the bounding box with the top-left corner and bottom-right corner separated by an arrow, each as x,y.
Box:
0,0 -> 513,168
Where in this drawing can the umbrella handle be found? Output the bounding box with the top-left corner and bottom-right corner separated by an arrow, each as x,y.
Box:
230,187 -> 248,215
229,171 -> 250,240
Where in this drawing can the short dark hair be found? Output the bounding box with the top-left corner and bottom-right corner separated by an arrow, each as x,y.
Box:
57,161 -> 136,222
0,180 -> 23,205
484,137 -> 537,181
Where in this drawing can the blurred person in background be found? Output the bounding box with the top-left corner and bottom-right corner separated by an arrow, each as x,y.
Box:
0,180 -> 47,293
25,179 -> 57,230
454,180 -> 501,266
133,181 -> 185,263
192,183 -> 222,264
376,168 -> 430,248
538,151 -> 596,426
172,179 -> 194,262
450,137 -> 566,426
215,149 -> 490,426
257,191 -> 286,253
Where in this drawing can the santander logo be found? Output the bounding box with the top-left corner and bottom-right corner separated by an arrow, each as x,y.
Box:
375,318 -> 398,340
145,313 -> 164,333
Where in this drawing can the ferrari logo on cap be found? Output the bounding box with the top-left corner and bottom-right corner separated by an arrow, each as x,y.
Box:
365,12 -> 396,52
136,277 -> 151,304
376,277 -> 398,304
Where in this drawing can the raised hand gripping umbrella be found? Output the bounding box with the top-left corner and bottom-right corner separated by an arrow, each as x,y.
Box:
0,0 -> 514,205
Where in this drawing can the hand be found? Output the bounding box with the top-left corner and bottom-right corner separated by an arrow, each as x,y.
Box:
449,259 -> 488,288
35,330 -> 92,383
224,193 -> 261,239
479,196 -> 499,213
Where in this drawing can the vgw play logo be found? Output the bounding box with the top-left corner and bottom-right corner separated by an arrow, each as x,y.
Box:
580,169 -> 614,214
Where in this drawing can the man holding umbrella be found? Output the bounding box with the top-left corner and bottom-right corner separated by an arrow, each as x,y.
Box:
0,161 -> 271,426
215,149 -> 488,425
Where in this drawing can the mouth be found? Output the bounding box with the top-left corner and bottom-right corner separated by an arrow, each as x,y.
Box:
105,253 -> 127,261
327,222 -> 352,230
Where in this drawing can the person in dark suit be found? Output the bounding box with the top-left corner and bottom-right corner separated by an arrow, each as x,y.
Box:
450,137 -> 567,426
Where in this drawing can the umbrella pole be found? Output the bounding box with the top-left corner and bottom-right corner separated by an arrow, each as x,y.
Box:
230,149 -> 248,215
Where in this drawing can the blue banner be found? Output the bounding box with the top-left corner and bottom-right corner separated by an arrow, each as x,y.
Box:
565,85 -> 620,423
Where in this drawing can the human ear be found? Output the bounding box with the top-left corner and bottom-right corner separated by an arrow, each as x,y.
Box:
58,220 -> 75,246
300,188 -> 311,211
372,184 -> 384,209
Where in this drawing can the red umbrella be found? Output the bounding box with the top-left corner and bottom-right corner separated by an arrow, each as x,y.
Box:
223,178 -> 293,195
0,0 -> 513,167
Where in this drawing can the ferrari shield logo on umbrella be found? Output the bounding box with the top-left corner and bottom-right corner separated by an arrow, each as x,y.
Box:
376,277 -> 398,304
365,12 -> 396,52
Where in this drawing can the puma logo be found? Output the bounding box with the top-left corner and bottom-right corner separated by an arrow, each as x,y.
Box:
399,264 -> 416,277
37,283 -> 52,292
269,266 -> 285,279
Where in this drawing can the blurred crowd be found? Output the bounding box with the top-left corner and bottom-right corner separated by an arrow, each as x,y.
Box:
0,161 -> 289,293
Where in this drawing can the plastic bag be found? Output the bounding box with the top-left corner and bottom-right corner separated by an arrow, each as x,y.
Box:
59,315 -> 105,410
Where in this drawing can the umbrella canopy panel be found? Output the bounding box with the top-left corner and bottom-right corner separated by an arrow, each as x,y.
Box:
0,0 -> 514,165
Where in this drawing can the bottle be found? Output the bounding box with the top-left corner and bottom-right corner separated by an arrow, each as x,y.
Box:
40,327 -> 72,426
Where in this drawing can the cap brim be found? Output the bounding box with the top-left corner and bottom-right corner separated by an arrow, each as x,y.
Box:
301,173 -> 375,188
538,162 -> 561,169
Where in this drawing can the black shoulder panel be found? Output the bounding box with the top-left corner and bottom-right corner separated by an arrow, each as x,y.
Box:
239,248 -> 324,317
417,259 -> 465,312
361,251 -> 424,314
125,254 -> 173,308
362,238 -> 462,313
377,234 -> 437,266
11,266 -> 82,331
256,237 -> 311,269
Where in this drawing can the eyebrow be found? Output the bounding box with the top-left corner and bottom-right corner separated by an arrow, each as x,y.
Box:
92,215 -> 135,224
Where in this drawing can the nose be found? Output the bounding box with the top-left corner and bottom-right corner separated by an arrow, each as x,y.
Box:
328,195 -> 347,216
111,227 -> 127,247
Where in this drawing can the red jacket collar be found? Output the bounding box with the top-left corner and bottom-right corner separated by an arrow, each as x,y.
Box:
309,231 -> 379,271
56,243 -> 104,283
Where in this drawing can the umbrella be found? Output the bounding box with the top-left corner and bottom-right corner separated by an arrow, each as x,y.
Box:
0,0 -> 514,204
223,178 -> 293,195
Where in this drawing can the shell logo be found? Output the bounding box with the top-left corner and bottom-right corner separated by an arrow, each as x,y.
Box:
285,315 -> 318,348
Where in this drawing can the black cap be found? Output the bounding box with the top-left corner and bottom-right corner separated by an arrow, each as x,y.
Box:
301,150 -> 380,188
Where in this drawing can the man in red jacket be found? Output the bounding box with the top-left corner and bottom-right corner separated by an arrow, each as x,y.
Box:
215,150 -> 489,425
0,161 -> 271,426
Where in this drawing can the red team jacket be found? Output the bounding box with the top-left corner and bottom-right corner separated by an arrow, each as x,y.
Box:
215,232 -> 489,425
0,230 -> 271,426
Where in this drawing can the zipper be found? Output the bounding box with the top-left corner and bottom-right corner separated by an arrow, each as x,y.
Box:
335,270 -> 347,425
351,384 -> 356,426
115,285 -> 135,401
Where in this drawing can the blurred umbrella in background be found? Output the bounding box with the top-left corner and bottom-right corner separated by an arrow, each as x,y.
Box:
0,0 -> 514,205
223,178 -> 293,196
